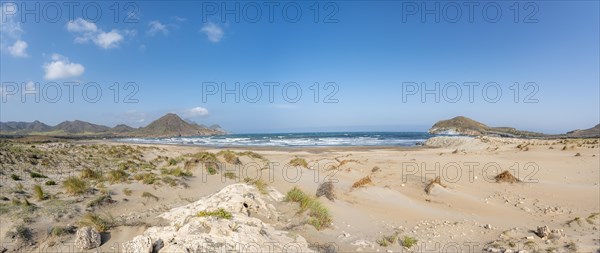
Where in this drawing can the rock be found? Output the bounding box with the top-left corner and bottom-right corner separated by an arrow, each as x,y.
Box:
122,184 -> 314,252
74,226 -> 101,250
483,224 -> 493,229
536,226 -> 551,238
122,235 -> 153,253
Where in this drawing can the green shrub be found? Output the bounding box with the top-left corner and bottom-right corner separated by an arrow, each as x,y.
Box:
207,166 -> 218,175
285,187 -> 332,230
223,172 -> 236,179
45,180 -> 56,186
30,171 -> 48,178
11,174 -> 21,181
197,208 -> 233,219
218,150 -> 241,164
400,236 -> 418,248
62,177 -> 87,195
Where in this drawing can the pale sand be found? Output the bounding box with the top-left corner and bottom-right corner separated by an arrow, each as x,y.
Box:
1,137 -> 598,252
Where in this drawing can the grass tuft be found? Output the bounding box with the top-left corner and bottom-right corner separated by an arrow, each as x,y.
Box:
494,170 -> 521,183
141,191 -> 159,201
289,158 -> 308,168
197,208 -> 233,219
33,185 -> 45,201
78,213 -> 113,232
285,187 -> 332,230
218,150 -> 241,164
30,171 -> 48,178
62,177 -> 88,195
107,169 -> 129,184
400,236 -> 418,248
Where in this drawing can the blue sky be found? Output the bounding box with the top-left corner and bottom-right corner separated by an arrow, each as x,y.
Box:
1,1 -> 598,134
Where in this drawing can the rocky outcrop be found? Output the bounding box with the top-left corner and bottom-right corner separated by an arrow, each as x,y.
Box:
429,116 -> 546,138
74,226 -> 101,250
122,184 -> 314,253
122,235 -> 153,253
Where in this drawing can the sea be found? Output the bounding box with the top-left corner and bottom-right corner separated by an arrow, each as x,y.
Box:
119,132 -> 433,147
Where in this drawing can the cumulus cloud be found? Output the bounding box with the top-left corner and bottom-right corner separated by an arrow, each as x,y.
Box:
183,107 -> 209,117
8,40 -> 28,57
200,22 -> 224,43
147,21 -> 169,36
66,18 -> 129,49
43,54 -> 85,80
1,3 -> 29,58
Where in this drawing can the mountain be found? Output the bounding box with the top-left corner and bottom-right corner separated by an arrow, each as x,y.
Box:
135,113 -> 225,137
0,120 -> 52,133
429,116 -> 546,138
567,124 -> 600,138
112,124 -> 135,133
53,120 -> 111,133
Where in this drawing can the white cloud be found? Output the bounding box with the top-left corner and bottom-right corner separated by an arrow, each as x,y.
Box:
94,30 -> 123,49
7,40 -> 28,57
148,21 -> 168,36
200,22 -> 224,43
172,16 -> 186,22
66,18 -> 129,49
66,18 -> 97,33
1,3 -> 29,58
184,107 -> 209,117
23,81 -> 36,95
43,54 -> 85,80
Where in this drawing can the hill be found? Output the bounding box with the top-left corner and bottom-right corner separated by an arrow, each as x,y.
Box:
429,116 -> 546,138
54,120 -> 111,134
566,124 -> 600,138
135,113 -> 224,137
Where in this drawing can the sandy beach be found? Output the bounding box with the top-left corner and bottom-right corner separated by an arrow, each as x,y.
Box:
0,136 -> 598,252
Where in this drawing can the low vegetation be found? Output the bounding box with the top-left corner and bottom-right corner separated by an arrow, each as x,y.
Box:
80,168 -> 102,180
122,188 -> 132,196
351,175 -> 373,189
218,150 -> 241,164
223,172 -> 237,179
197,208 -> 233,219
29,171 -> 48,178
33,185 -> 45,201
289,158 -> 308,168
161,167 -> 192,177
315,181 -> 335,201
107,169 -> 129,183
285,187 -> 332,230
495,170 -> 521,183
376,232 -> 399,247
45,180 -> 56,186
400,236 -> 418,248
62,177 -> 88,195
425,176 -> 446,195
78,213 -> 113,232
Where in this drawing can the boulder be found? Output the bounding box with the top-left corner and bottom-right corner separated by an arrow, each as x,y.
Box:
122,235 -> 153,253
74,226 -> 101,250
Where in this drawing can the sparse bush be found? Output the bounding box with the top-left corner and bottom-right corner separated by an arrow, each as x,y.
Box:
352,176 -> 373,189
289,158 -> 308,168
161,176 -> 177,187
30,171 -> 48,178
107,169 -> 129,183
316,181 -> 335,201
197,208 -> 233,219
62,177 -> 88,195
161,167 -> 192,177
11,174 -> 21,181
586,212 -> 599,224
33,185 -> 45,201
238,151 -> 266,160
400,236 -> 418,248
13,225 -> 31,240
574,153 -> 581,157
252,179 -> 268,194
376,232 -> 399,247
45,180 -> 56,186
134,173 -> 157,184
207,166 -> 218,175
285,187 -> 332,230
78,213 -> 113,232
141,191 -> 159,201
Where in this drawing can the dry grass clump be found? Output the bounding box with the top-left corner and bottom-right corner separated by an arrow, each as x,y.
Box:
161,167 -> 192,177
197,208 -> 233,219
285,187 -> 332,230
351,175 -> 373,189
87,194 -> 115,208
80,168 -> 102,180
62,177 -> 88,195
316,181 -> 336,201
45,180 -> 56,186
29,171 -> 48,178
574,153 -> 581,157
122,188 -> 132,196
223,172 -> 237,179
218,150 -> 241,164
494,170 -> 521,183
400,236 -> 418,248
238,151 -> 266,160
107,169 -> 129,183
33,185 -> 46,201
244,178 -> 268,194
134,173 -> 158,184
289,158 -> 308,168
425,176 -> 446,195
78,213 -> 113,232
566,217 -> 583,226
586,212 -> 600,224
